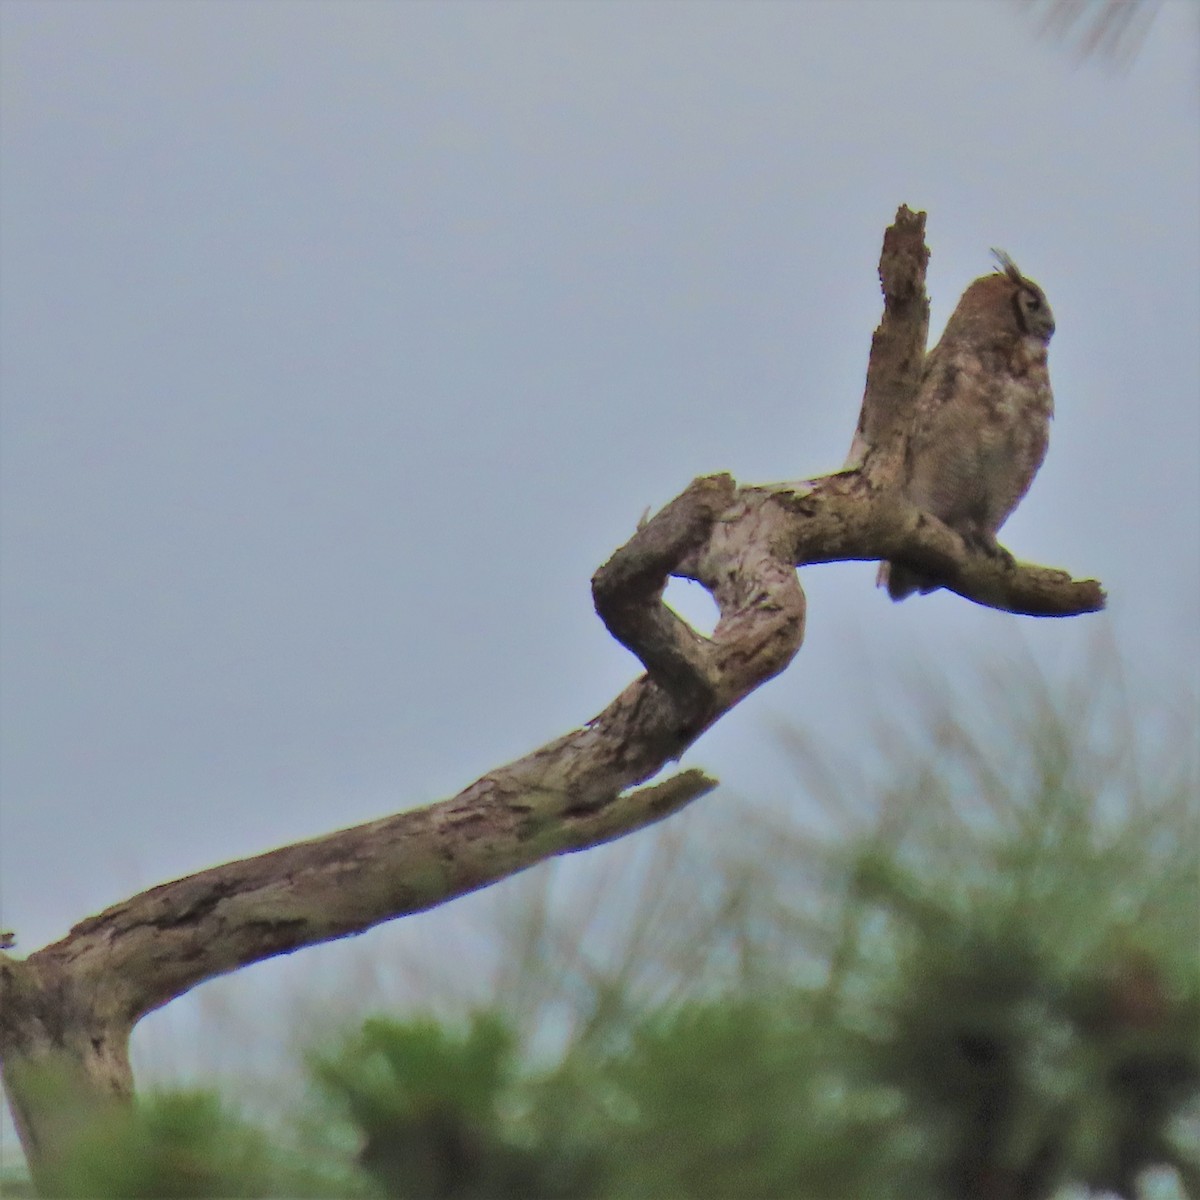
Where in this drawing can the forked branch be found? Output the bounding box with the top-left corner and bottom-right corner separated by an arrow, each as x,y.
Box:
0,205 -> 1104,1188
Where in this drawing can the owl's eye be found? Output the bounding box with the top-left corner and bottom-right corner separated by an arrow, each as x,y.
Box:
1023,293 -> 1041,309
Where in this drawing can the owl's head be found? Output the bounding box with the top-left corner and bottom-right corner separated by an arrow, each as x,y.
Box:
991,249 -> 1056,343
942,252 -> 1057,349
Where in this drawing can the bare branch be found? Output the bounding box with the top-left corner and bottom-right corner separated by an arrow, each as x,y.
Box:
770,477 -> 1104,616
592,473 -> 736,718
0,206 -> 1105,1183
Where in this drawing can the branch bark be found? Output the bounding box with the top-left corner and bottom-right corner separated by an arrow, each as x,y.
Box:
0,206 -> 1105,1188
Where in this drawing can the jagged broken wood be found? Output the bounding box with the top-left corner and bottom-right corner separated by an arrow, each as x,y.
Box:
0,205 -> 1104,1189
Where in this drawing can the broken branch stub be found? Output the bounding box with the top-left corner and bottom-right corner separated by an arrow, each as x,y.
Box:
844,202 -> 931,481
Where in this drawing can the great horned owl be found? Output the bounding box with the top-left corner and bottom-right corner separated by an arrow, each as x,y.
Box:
879,251 -> 1056,601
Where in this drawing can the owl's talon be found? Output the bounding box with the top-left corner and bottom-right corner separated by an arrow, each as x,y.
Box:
963,531 -> 1013,565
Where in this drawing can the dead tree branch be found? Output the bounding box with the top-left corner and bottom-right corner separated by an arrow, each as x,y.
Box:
0,206 -> 1104,1188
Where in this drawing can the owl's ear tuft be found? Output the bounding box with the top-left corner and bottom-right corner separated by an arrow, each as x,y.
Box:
991,248 -> 1025,285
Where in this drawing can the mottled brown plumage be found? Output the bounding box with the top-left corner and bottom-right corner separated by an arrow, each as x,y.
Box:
880,251 -> 1056,600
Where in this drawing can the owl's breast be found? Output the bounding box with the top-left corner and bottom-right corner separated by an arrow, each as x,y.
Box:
993,370 -> 1053,427
983,370 -> 1052,528
903,339 -> 1053,534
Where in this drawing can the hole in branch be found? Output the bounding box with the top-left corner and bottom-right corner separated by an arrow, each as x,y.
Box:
664,577 -> 718,637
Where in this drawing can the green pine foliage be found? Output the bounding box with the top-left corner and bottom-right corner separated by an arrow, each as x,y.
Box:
308,1013 -> 598,1199
300,665 -> 1196,1200
32,1089 -> 349,1198
845,852 -> 1199,1198
826,669 -> 1200,1199
11,664 -> 1197,1198
588,997 -> 910,1199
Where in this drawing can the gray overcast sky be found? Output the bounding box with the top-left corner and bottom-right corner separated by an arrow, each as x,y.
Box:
1,0 -> 1197,1147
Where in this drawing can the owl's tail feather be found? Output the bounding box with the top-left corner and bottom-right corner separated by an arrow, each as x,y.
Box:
877,561 -> 936,602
